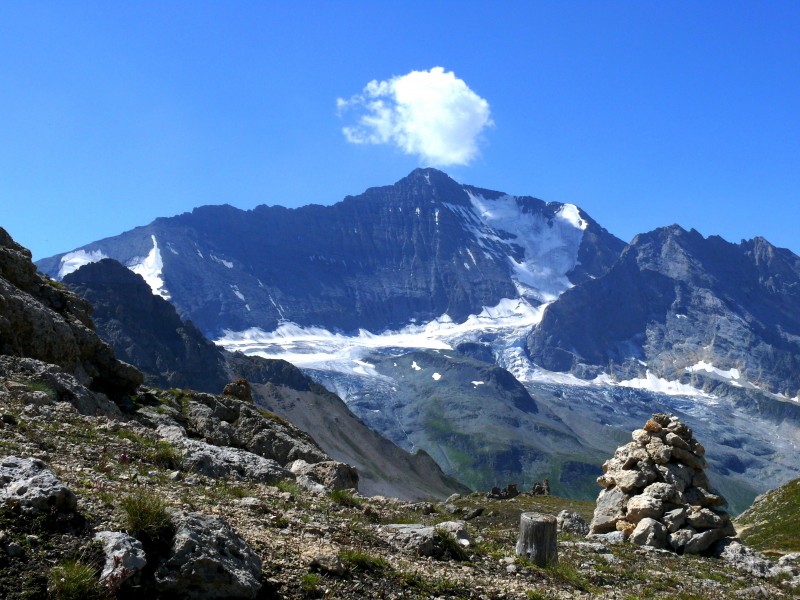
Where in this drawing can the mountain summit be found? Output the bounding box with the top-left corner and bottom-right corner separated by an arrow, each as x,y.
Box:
38,169 -> 624,336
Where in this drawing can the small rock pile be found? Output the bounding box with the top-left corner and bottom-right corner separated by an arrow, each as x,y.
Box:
486,484 -> 519,499
589,413 -> 735,554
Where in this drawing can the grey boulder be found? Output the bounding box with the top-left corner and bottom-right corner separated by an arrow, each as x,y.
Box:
154,511 -> 262,599
629,518 -> 667,549
0,456 -> 76,514
289,459 -> 359,492
95,531 -> 147,587
557,510 -> 589,536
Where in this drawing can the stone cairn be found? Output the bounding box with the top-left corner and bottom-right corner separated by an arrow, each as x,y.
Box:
589,413 -> 736,554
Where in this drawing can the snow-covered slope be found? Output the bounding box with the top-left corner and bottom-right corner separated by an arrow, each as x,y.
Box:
218,297 -> 545,379
459,191 -> 587,301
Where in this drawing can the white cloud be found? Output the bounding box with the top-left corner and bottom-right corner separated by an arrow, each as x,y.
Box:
337,67 -> 493,167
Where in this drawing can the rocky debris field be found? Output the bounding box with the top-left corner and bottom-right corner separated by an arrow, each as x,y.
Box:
2,381 -> 800,599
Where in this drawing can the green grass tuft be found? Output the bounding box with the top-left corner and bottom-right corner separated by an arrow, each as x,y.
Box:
338,549 -> 390,574
300,572 -> 321,591
330,488 -> 363,508
149,440 -> 183,470
120,488 -> 175,548
434,528 -> 469,561
27,380 -> 58,401
47,559 -> 106,600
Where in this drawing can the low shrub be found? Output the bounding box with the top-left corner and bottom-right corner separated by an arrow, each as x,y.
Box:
338,549 -> 390,574
434,528 -> 468,561
149,440 -> 183,470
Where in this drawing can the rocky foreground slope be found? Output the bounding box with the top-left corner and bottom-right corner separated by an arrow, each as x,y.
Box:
3,390 -> 800,599
736,476 -> 800,558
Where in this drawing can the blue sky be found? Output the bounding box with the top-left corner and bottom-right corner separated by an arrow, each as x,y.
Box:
1,2 -> 798,260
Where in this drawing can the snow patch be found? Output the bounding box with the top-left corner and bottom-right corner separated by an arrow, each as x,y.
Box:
211,254 -> 234,268
267,293 -> 286,319
465,248 -> 478,266
231,285 -> 246,302
411,361 -> 422,371
556,204 -> 588,230
352,359 -> 378,377
128,235 -> 170,300
686,361 -> 741,381
616,370 -> 712,399
57,249 -> 108,279
471,381 -> 484,386
432,372 -> 441,381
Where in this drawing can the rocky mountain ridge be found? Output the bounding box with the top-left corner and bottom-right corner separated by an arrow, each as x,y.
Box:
37,168 -> 625,335
528,224 -> 800,399
32,171 -> 800,512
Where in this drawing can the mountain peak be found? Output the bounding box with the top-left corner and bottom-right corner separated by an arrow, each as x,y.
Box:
403,167 -> 451,182
393,167 -> 467,197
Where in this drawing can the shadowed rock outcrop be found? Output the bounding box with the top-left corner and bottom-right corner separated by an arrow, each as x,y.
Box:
0,228 -> 142,400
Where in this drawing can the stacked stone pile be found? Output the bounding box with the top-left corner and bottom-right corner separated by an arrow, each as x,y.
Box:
589,413 -> 735,554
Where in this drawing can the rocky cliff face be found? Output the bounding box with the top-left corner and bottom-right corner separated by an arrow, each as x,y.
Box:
527,225 -> 800,399
62,257 -> 467,500
38,168 -> 624,336
0,227 -> 142,399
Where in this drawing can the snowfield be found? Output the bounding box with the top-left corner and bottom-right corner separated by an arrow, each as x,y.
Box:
57,249 -> 109,279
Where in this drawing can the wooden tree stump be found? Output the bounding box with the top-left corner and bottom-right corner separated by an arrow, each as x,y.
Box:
515,512 -> 558,566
